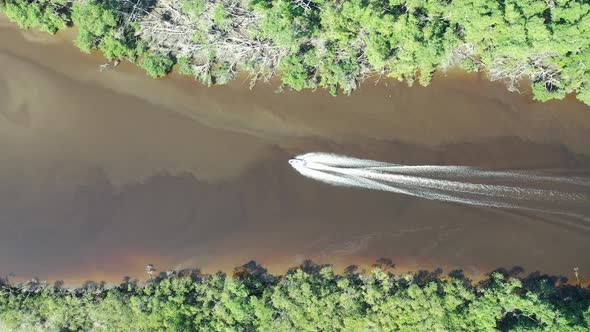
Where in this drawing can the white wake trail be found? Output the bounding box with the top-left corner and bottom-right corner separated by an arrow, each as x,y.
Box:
305,161 -> 582,201
290,153 -> 590,222
366,165 -> 590,188
346,172 -> 590,225
300,152 -> 590,187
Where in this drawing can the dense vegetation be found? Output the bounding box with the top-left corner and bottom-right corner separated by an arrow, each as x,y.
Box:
1,0 -> 590,105
1,261 -> 589,331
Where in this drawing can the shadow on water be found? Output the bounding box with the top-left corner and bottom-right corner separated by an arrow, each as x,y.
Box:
1,146 -> 588,283
17,259 -> 584,290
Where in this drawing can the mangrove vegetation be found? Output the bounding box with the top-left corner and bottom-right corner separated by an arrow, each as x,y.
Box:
1,0 -> 590,103
1,261 -> 590,331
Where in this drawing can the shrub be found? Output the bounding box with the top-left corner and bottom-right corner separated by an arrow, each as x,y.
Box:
140,51 -> 175,78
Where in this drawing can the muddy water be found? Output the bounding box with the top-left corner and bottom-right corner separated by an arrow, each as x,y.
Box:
1,16 -> 590,283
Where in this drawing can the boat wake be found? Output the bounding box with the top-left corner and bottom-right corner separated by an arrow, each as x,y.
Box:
289,152 -> 590,225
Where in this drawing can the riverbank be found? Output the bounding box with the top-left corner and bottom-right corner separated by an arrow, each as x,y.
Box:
1,0 -> 590,105
2,262 -> 590,331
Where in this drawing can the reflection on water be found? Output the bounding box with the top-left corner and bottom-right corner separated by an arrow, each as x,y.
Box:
1,16 -> 590,283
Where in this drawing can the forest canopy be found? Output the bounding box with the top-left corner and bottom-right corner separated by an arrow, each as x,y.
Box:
1,0 -> 590,105
1,261 -> 590,331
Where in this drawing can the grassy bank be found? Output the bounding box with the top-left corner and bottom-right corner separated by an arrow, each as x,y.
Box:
1,0 -> 589,104
1,261 -> 590,331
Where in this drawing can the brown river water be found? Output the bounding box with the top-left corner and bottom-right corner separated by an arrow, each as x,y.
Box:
1,16 -> 590,284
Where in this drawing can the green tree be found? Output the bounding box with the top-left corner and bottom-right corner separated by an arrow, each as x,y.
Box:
3,0 -> 70,33
4,0 -> 590,105
71,0 -> 137,61
140,51 -> 175,78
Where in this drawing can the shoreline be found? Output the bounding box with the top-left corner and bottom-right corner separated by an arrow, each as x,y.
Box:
5,260 -> 590,290
3,262 -> 589,330
6,255 -> 588,288
2,0 -> 590,105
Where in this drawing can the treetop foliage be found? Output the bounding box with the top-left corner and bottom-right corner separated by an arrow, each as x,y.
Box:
71,0 -> 140,61
1,262 -> 589,331
2,0 -> 590,105
2,0 -> 70,33
140,51 -> 175,78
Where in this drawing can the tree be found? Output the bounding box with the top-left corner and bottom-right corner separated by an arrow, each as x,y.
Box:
2,263 -> 590,330
3,0 -> 70,33
4,0 -> 590,105
71,0 -> 138,61
140,51 -> 175,78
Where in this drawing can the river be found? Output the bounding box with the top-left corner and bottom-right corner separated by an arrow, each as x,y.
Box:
1,16 -> 590,284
